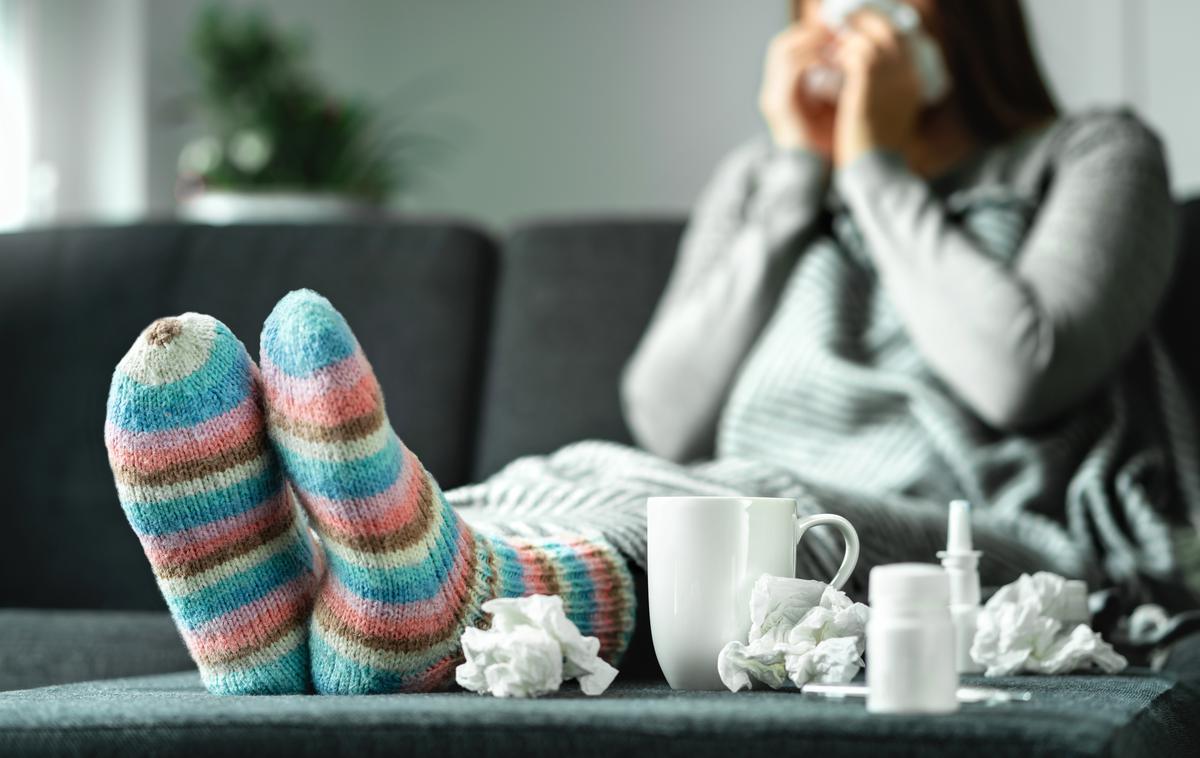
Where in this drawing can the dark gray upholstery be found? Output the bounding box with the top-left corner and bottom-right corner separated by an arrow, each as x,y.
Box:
0,222 -> 496,611
473,218 -> 682,479
3,204 -> 1200,755
1161,198 -> 1200,394
0,610 -> 193,692
3,654 -> 1200,758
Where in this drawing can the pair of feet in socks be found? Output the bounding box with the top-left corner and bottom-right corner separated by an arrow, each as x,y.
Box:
104,289 -> 635,695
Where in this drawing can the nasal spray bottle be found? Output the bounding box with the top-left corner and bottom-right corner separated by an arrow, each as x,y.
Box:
937,500 -> 984,674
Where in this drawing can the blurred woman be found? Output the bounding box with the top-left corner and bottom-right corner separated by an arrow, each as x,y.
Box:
618,0 -> 1196,605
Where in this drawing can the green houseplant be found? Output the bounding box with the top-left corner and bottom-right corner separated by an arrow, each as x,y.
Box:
177,6 -> 433,222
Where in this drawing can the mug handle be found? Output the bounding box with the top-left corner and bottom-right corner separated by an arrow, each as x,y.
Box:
794,513 -> 860,591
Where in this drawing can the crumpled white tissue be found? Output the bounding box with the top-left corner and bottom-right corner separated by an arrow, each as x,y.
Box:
717,575 -> 870,692
455,594 -> 618,698
971,572 -> 1127,676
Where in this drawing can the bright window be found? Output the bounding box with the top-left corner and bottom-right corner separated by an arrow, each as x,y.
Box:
0,0 -> 30,230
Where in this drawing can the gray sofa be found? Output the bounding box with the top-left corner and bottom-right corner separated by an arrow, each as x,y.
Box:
2,214 -> 1199,756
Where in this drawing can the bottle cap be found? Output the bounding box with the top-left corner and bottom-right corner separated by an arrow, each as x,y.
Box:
945,499 -> 975,554
869,563 -> 950,611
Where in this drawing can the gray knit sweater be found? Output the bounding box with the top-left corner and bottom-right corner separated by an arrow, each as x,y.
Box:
618,107 -> 1196,595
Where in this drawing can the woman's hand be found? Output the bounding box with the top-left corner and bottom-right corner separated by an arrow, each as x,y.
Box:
758,23 -> 837,155
833,10 -> 922,167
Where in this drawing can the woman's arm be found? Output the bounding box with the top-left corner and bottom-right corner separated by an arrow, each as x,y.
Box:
620,135 -> 830,461
835,111 -> 1178,430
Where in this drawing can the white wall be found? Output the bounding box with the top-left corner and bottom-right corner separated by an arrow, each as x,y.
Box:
135,0 -> 1200,228
1024,0 -> 1200,195
143,0 -> 786,229
1142,1 -> 1200,197
12,0 -> 1200,228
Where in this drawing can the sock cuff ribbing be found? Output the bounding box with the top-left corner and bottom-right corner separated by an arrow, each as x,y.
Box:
476,529 -> 637,664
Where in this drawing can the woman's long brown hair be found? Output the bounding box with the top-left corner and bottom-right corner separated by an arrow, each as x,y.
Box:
790,0 -> 1059,145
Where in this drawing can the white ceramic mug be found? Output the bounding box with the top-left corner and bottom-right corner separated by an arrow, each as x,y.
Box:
647,496 -> 860,690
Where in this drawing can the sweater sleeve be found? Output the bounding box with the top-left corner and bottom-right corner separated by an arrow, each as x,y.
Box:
620,135 -> 831,461
834,111 -> 1178,430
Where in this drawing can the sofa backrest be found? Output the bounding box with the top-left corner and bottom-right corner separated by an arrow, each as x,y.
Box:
1162,198 -> 1200,394
2,198 -> 1197,612
0,222 -> 496,609
472,218 -> 682,480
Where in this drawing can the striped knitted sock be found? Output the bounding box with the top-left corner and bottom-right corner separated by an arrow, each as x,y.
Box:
104,314 -> 320,695
260,289 -> 635,694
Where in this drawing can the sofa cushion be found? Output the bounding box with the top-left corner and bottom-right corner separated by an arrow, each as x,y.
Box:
473,219 -> 682,480
0,222 -> 496,610
0,609 -> 193,692
2,647 -> 1199,758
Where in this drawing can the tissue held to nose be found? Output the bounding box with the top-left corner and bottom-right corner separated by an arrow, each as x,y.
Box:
804,0 -> 952,104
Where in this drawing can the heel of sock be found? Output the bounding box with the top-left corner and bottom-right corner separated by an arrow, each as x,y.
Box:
306,504 -> 499,694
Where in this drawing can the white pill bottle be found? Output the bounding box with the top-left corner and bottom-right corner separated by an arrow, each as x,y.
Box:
866,563 -> 959,714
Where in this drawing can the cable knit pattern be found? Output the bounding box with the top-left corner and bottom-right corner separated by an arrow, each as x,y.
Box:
260,289 -> 634,694
103,314 -> 319,695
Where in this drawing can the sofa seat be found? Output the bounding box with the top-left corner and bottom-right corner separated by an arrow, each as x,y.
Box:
2,658 -> 1198,758
0,610 -> 193,692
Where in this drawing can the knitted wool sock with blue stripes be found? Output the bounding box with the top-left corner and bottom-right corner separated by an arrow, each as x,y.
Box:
104,314 -> 320,695
260,289 -> 636,694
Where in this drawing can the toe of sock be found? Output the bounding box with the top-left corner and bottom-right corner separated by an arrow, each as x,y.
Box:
106,313 -> 254,434
261,289 -> 358,377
